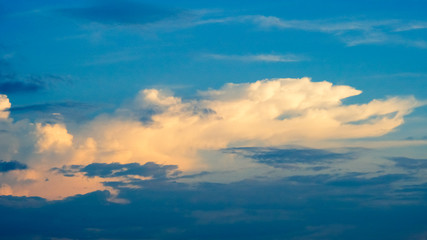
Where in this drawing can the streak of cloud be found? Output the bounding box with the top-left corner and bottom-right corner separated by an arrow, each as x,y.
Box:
55,1 -> 427,47
202,53 -> 306,62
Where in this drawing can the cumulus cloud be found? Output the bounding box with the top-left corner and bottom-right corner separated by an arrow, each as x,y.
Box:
0,77 -> 422,200
0,94 -> 11,119
35,123 -> 73,152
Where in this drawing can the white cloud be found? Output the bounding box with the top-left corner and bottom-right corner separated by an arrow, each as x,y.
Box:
247,16 -> 394,32
35,123 -> 73,152
0,77 -> 422,200
58,77 -> 419,171
202,53 -> 306,62
218,15 -> 427,48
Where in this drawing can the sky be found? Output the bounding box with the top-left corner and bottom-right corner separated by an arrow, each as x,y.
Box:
1,0 -> 427,239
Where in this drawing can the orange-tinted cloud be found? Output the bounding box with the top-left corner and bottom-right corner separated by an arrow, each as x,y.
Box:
0,78 -> 422,199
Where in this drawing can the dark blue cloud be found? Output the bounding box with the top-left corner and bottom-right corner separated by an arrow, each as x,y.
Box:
50,165 -> 82,177
0,64 -> 43,93
82,162 -> 179,179
59,1 -> 180,25
327,173 -> 409,187
9,101 -> 101,123
0,160 -> 27,172
388,156 -> 427,169
10,101 -> 93,113
1,175 -> 427,240
0,79 -> 43,93
226,147 -> 355,169
52,162 -> 180,179
0,63 -> 70,94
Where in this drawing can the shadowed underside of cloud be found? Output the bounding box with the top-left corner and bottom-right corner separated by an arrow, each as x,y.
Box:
0,160 -> 27,172
1,174 -> 427,240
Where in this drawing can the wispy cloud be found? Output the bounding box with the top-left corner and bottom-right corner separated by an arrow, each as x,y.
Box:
202,53 -> 307,63
9,101 -> 99,123
393,22 -> 427,32
52,162 -> 179,179
362,72 -> 427,79
83,50 -> 141,66
58,1 -> 207,34
0,58 -> 72,94
225,146 -> 354,169
388,156 -> 427,170
55,2 -> 427,48
242,15 -> 427,48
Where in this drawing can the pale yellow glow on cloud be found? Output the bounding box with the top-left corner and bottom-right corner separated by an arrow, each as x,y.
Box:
59,78 -> 419,169
0,77 -> 422,200
0,94 -> 11,119
36,123 -> 73,152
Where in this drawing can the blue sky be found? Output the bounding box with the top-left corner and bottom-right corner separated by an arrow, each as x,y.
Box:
1,1 -> 427,239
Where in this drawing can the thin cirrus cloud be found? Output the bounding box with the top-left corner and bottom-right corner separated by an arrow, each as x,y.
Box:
55,1 -> 427,47
1,57 -> 71,94
58,1 -> 204,33
202,53 -> 307,63
9,101 -> 98,123
83,50 -> 142,66
242,15 -> 427,47
0,77 -> 422,200
0,72 -> 71,94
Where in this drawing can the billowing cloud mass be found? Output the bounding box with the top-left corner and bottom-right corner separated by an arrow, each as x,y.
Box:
0,94 -> 10,119
0,77 -> 421,199
36,123 -> 73,152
